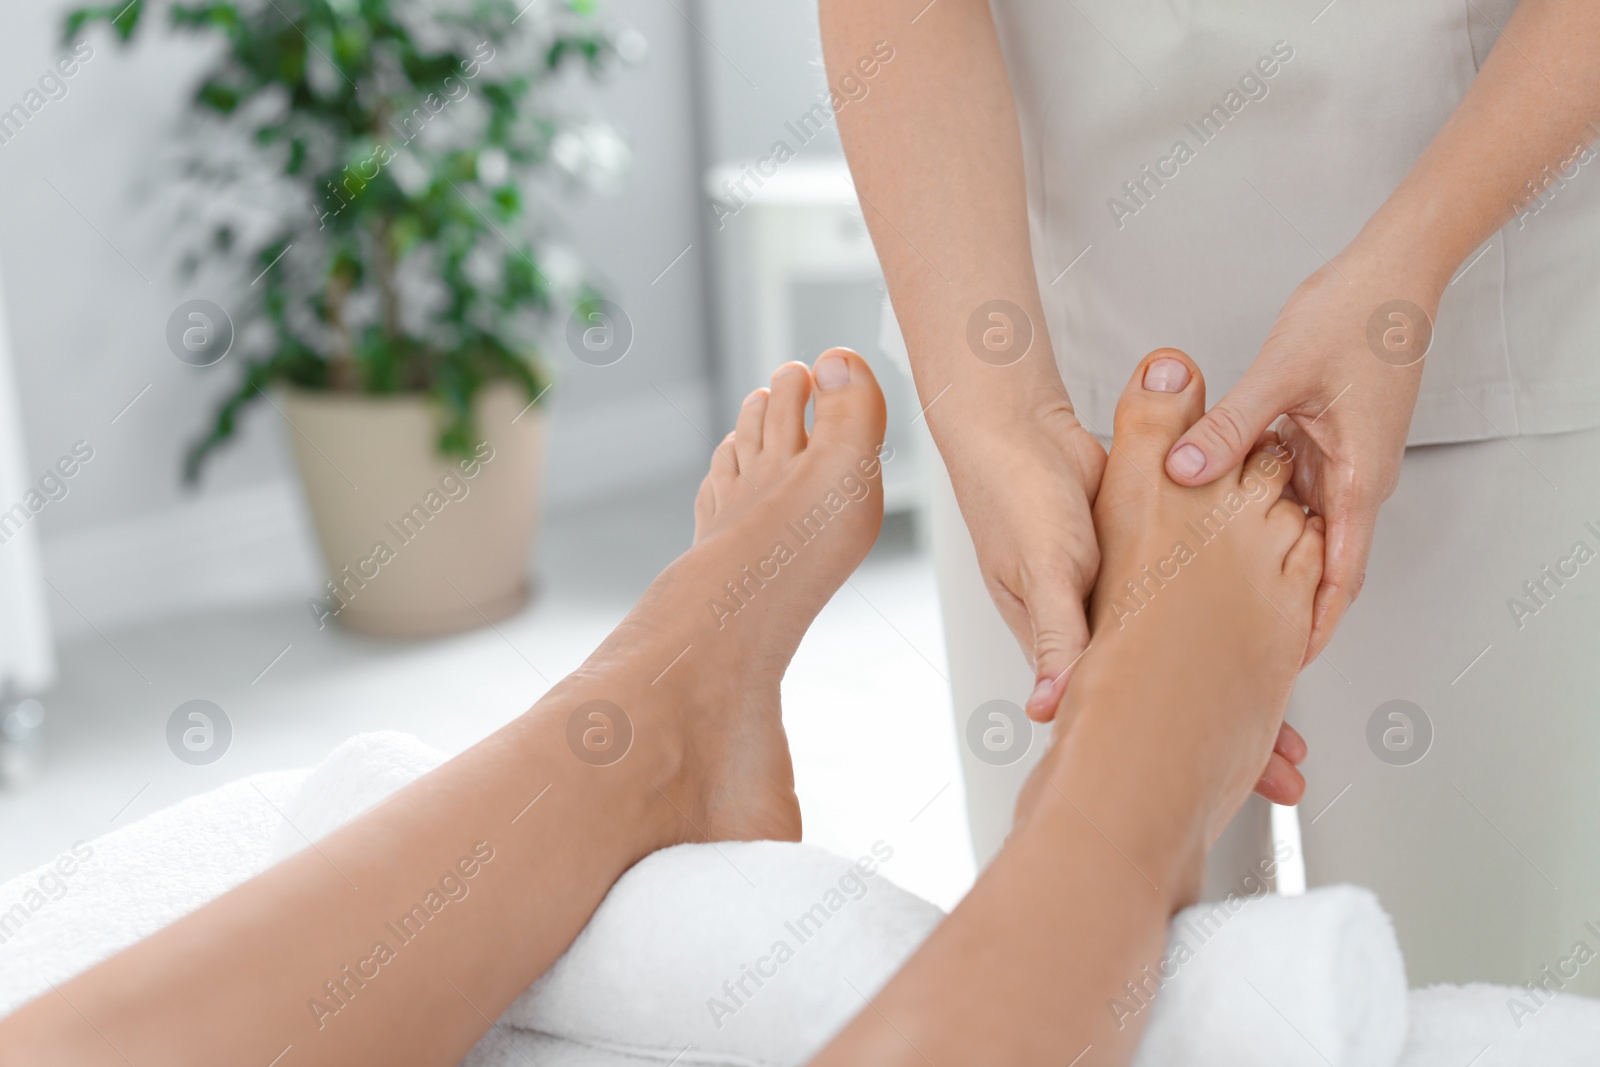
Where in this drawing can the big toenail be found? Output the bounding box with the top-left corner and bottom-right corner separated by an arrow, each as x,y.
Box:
815,355 -> 850,390
1143,358 -> 1189,393
1168,443 -> 1206,478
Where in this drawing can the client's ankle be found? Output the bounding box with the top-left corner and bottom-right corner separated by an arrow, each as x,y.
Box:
1013,684 -> 1209,913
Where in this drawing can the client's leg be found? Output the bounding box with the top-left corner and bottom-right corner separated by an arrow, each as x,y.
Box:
0,350 -> 887,1067
810,350 -> 1323,1067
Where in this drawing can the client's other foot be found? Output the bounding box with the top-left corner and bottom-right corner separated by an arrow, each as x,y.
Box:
570,349 -> 886,845
1020,350 -> 1322,874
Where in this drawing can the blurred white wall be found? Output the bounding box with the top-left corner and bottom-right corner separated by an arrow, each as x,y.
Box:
0,0 -> 712,638
697,0 -> 841,163
693,1 -> 919,491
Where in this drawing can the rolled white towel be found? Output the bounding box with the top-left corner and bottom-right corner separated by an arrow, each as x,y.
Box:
505,839 -> 942,1065
1129,885 -> 1409,1067
248,732 -> 1420,1067
1396,983 -> 1600,1067
269,729 -> 446,861
17,730 -> 1585,1067
0,769 -> 306,1017
507,845 -> 1409,1067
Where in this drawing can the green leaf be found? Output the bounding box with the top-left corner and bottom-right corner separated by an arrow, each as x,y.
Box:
182,359 -> 275,484
113,1 -> 144,39
197,80 -> 241,113
489,184 -> 520,215
62,0 -> 145,44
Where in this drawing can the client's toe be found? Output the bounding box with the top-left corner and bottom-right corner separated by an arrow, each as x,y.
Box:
733,387 -> 769,475
764,362 -> 812,459
808,348 -> 887,456
1111,349 -> 1207,478
1240,437 -> 1295,500
1285,514 -> 1325,585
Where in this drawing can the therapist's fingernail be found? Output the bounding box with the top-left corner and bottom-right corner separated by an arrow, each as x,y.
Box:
1143,358 -> 1190,393
1168,443 -> 1206,478
815,353 -> 850,390
1027,675 -> 1056,712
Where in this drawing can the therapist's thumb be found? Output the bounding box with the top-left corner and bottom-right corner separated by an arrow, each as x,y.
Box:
1022,595 -> 1091,723
1165,372 -> 1286,486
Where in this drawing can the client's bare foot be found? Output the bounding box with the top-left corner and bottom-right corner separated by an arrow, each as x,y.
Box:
566,349 -> 886,846
1019,350 -> 1322,881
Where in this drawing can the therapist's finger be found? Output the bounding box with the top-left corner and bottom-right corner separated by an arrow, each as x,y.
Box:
1251,719 -> 1308,805
1166,368 -> 1289,487
1023,590 -> 1092,723
1306,493 -> 1378,664
1274,721 -> 1308,765
1254,751 -> 1306,806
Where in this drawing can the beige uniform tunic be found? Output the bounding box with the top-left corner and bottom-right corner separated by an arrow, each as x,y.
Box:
909,0 -> 1600,993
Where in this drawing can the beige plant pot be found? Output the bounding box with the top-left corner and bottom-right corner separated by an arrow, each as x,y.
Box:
281,382 -> 546,638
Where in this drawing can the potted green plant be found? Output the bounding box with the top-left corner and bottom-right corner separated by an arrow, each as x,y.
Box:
65,0 -> 638,636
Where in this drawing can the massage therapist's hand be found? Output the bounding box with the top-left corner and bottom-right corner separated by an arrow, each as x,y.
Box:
941,396 -> 1108,722
1163,247 -> 1443,660
950,371 -> 1312,805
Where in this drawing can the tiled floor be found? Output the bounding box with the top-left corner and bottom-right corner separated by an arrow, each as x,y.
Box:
0,479 -> 976,911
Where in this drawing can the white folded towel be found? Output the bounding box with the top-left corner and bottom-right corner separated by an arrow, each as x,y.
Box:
3,730 -> 1596,1067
